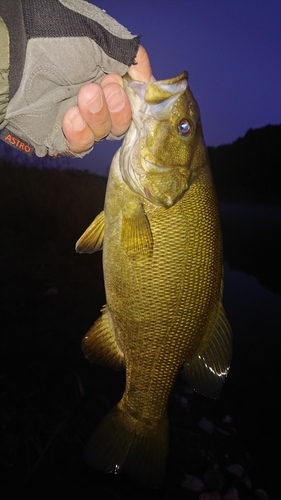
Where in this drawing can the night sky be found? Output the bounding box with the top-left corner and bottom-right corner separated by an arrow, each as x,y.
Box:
1,1 -> 280,175
68,0 -> 281,176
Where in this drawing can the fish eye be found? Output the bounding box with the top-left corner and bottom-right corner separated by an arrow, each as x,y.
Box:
178,118 -> 192,137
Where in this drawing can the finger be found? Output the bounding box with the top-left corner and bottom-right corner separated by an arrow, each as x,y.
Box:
128,45 -> 154,82
63,83 -> 113,153
77,83 -> 112,141
101,78 -> 132,137
100,73 -> 124,88
62,105 -> 96,154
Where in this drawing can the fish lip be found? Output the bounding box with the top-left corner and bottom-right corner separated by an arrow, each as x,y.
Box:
141,157 -> 185,174
141,157 -> 171,173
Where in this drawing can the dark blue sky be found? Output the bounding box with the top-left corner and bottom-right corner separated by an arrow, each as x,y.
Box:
70,0 -> 281,176
1,1 -> 280,176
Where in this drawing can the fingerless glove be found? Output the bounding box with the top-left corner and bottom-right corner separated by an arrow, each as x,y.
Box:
0,0 -> 140,157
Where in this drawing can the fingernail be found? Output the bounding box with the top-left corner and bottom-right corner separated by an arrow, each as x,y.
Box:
69,109 -> 86,131
106,88 -> 125,113
88,91 -> 103,114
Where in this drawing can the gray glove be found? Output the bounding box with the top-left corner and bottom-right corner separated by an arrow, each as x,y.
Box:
0,0 -> 140,157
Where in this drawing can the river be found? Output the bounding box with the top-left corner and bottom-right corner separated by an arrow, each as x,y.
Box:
218,261 -> 280,494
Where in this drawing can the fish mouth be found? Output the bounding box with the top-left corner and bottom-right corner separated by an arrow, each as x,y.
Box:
124,71 -> 189,106
120,71 -> 192,207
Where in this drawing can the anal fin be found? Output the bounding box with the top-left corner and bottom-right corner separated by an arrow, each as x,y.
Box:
82,305 -> 124,371
183,301 -> 232,399
75,211 -> 104,253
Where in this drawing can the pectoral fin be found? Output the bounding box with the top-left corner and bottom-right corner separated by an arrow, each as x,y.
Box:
121,205 -> 153,259
183,301 -> 232,399
82,305 -> 125,371
75,211 -> 104,253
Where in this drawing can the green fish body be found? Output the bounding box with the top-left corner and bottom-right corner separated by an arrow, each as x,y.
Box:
76,72 -> 232,488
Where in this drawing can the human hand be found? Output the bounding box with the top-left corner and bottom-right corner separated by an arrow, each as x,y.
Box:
0,1 -> 151,158
63,46 -> 153,154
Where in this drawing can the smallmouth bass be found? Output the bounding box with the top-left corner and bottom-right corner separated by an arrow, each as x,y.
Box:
76,71 -> 232,488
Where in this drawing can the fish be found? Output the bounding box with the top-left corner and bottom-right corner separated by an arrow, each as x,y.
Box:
75,71 -> 232,488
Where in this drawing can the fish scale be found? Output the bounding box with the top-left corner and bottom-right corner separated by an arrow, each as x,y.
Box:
76,71 -> 232,488
117,186 -> 219,413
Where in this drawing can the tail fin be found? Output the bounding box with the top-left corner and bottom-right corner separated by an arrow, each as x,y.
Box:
84,403 -> 169,488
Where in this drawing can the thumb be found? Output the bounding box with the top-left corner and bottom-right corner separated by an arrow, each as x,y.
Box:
128,45 -> 155,82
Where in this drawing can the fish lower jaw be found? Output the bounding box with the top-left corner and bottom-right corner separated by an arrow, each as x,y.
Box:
165,196 -> 174,207
141,156 -> 169,173
143,188 -> 174,208
141,158 -> 188,202
139,158 -> 175,206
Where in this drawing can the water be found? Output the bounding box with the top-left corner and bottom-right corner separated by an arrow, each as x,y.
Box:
224,263 -> 281,341
220,202 -> 281,295
219,263 -> 280,493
